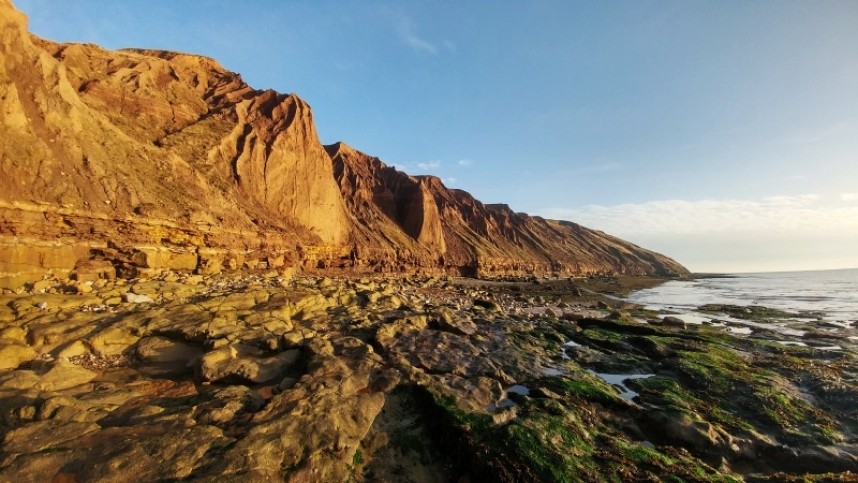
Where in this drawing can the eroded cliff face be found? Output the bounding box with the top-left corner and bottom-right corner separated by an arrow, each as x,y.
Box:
0,0 -> 688,287
328,142 -> 447,267
328,142 -> 687,278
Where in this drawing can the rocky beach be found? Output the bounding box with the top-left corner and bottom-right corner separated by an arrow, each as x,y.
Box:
1,271 -> 856,482
1,0 -> 857,480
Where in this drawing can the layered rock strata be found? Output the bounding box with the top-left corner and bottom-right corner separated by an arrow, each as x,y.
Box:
0,0 -> 687,288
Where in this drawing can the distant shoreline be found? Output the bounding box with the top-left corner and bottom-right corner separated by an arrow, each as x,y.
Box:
690,267 -> 858,278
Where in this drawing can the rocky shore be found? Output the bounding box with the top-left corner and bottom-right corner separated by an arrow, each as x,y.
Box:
0,272 -> 855,482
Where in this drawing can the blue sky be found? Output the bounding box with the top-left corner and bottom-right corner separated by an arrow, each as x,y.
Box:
15,0 -> 858,272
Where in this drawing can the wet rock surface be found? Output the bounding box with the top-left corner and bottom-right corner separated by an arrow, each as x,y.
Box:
0,273 -> 856,482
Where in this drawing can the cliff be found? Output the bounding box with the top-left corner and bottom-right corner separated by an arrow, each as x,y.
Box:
0,0 -> 687,287
328,143 -> 687,277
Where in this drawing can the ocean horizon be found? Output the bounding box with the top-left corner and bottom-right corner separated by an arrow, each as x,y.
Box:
628,267 -> 858,323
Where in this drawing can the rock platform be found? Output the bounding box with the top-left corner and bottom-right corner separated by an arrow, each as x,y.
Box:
0,273 -> 856,482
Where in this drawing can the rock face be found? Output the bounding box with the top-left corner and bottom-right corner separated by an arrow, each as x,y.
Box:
0,0 -> 688,287
329,142 -> 687,277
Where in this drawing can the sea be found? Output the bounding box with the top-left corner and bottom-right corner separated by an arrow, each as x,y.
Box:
625,268 -> 858,324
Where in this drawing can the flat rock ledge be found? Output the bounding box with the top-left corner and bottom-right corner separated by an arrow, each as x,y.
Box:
0,273 -> 855,482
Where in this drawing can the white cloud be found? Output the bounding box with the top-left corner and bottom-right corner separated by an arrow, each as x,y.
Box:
416,160 -> 441,171
394,15 -> 437,54
541,194 -> 858,236
761,193 -> 819,206
538,194 -> 858,272
457,159 -> 473,166
841,193 -> 858,202
442,177 -> 458,185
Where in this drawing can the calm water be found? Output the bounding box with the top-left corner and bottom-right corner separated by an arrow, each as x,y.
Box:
626,268 -> 858,323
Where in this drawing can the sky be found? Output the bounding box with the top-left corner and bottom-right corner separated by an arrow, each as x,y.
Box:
14,0 -> 858,273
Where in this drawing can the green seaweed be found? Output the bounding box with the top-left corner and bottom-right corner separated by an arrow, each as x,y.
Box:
500,410 -> 599,482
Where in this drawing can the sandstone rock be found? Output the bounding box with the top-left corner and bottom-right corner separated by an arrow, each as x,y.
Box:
2,420 -> 100,454
0,326 -> 27,343
87,325 -> 141,357
35,395 -> 112,423
123,292 -> 154,304
369,367 -> 402,393
261,318 -> 293,336
55,340 -> 89,359
381,328 -> 497,378
72,425 -> 233,482
136,336 -> 201,364
1,361 -> 96,392
198,344 -> 300,383
30,280 -> 54,292
196,385 -> 265,425
39,362 -> 98,391
70,259 -> 116,282
0,341 -> 37,370
278,326 -> 315,347
10,294 -> 101,316
432,307 -> 478,335
177,278 -> 202,290
214,336 -> 385,481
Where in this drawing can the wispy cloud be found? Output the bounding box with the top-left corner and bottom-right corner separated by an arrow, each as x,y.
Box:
457,159 -> 474,166
538,194 -> 858,272
540,194 -> 858,236
416,160 -> 441,171
442,177 -> 458,185
394,14 -> 437,54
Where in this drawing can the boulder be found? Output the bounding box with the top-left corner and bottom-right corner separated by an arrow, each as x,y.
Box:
198,344 -> 300,383
123,293 -> 154,304
136,336 -> 201,365
70,259 -> 116,282
661,316 -> 687,329
0,341 -> 37,370
432,308 -> 478,336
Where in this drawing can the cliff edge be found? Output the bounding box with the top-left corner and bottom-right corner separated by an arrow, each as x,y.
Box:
0,1 -> 687,287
